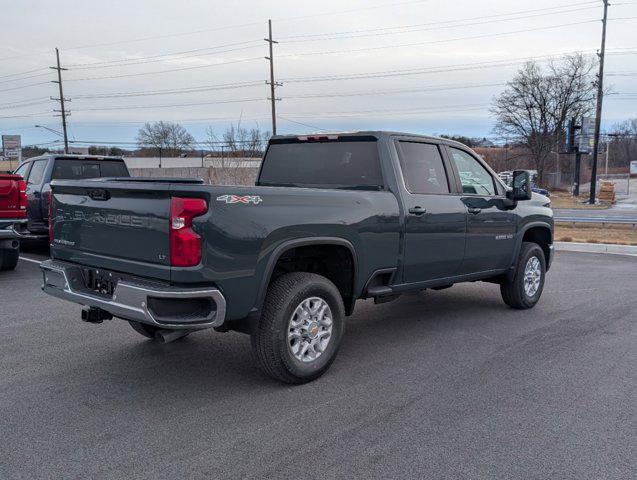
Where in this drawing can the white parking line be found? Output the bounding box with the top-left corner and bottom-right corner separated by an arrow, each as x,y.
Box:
19,256 -> 43,265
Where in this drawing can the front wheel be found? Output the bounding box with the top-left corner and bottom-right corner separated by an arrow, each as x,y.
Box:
251,272 -> 345,384
500,242 -> 546,309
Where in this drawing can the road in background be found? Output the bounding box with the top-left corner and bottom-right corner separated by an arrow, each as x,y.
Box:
1,252 -> 635,479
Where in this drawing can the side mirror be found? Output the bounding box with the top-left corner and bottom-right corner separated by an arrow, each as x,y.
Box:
506,170 -> 532,201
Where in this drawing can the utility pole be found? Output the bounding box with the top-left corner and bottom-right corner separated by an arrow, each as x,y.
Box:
50,48 -> 70,154
589,0 -> 609,204
264,19 -> 281,135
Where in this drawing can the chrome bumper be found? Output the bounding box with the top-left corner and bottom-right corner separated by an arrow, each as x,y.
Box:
40,260 -> 226,330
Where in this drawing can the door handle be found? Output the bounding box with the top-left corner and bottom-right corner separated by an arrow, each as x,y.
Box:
408,206 -> 427,216
467,207 -> 481,215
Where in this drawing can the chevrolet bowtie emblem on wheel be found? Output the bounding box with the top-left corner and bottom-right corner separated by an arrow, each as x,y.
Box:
216,194 -> 263,205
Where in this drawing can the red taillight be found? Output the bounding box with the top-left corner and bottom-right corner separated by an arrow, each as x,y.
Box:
170,197 -> 207,267
18,180 -> 27,217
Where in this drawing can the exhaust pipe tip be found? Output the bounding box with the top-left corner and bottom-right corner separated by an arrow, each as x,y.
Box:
154,329 -> 192,343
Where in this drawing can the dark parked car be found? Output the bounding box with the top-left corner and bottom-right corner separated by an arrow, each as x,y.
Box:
12,155 -> 129,239
41,132 -> 553,383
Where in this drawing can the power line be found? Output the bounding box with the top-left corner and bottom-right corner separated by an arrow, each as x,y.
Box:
280,50 -> 595,84
72,80 -> 264,99
0,99 -> 51,110
0,0 -> 432,61
285,82 -> 505,100
277,19 -> 601,58
280,3 -> 601,42
0,71 -> 51,85
66,41 -> 264,70
65,56 -> 263,82
73,97 -> 264,111
0,67 -> 50,80
278,116 -> 329,132
0,81 -> 50,94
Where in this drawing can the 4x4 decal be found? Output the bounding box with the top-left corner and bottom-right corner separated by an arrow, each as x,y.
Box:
216,194 -> 262,205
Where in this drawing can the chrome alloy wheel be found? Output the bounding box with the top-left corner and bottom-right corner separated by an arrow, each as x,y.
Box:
523,256 -> 542,297
288,297 -> 333,363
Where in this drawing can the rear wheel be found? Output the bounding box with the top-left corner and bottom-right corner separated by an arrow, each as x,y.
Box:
251,272 -> 345,384
500,242 -> 546,309
128,321 -> 162,339
0,248 -> 19,271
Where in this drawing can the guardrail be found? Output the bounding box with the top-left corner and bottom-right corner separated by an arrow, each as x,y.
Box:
555,216 -> 637,227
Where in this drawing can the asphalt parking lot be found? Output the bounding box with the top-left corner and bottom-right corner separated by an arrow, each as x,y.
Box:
1,250 -> 635,479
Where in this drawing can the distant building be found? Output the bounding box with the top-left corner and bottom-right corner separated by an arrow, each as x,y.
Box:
475,137 -> 496,148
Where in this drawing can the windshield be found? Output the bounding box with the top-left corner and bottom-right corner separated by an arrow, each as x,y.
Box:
259,138 -> 383,189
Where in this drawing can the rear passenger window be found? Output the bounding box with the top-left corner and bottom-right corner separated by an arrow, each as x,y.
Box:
398,142 -> 449,194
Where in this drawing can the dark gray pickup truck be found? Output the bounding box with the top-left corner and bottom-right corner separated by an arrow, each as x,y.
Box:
41,132 -> 553,383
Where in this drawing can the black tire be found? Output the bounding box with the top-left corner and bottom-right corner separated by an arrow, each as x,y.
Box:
251,272 -> 345,384
128,321 -> 162,339
500,242 -> 546,309
0,248 -> 19,271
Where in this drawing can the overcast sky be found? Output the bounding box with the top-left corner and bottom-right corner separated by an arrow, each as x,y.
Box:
1,0 -> 636,148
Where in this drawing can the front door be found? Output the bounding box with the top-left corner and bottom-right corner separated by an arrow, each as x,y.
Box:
396,141 -> 466,283
446,147 -> 516,274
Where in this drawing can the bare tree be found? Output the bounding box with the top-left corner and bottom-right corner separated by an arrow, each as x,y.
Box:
206,123 -> 270,185
608,118 -> 637,169
491,54 -> 596,185
136,121 -> 195,157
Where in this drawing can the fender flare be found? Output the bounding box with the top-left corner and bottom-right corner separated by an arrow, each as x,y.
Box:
507,221 -> 553,280
252,236 -> 359,316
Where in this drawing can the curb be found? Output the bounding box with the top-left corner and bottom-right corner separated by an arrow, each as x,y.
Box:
555,242 -> 637,257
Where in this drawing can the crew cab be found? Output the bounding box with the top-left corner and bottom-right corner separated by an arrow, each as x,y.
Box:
0,173 -> 27,270
40,132 -> 553,383
12,154 -> 129,239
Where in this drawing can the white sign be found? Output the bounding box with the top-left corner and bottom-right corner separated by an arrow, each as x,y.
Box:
2,135 -> 21,162
579,117 -> 595,154
630,160 -> 637,175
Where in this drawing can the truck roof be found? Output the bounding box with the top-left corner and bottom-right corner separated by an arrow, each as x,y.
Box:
270,131 -> 470,149
20,154 -> 125,163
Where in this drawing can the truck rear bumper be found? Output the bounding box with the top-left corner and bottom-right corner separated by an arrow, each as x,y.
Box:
40,260 -> 226,330
0,219 -> 27,240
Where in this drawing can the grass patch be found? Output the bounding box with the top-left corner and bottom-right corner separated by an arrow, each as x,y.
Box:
555,223 -> 637,245
549,191 -> 610,209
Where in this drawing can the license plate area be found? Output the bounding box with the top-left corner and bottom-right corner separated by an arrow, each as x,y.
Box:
81,268 -> 119,297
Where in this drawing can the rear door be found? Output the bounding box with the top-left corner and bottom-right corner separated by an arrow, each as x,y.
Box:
445,146 -> 516,274
25,159 -> 47,228
396,140 -> 466,283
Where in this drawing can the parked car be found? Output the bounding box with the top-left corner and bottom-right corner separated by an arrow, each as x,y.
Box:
0,173 -> 27,270
12,155 -> 130,240
41,132 -> 553,383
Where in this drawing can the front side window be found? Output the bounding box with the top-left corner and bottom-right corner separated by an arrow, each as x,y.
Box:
27,160 -> 46,185
397,141 -> 449,194
13,163 -> 29,179
449,148 -> 496,196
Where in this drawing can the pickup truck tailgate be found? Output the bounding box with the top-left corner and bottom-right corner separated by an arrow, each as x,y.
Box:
51,180 -> 177,276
